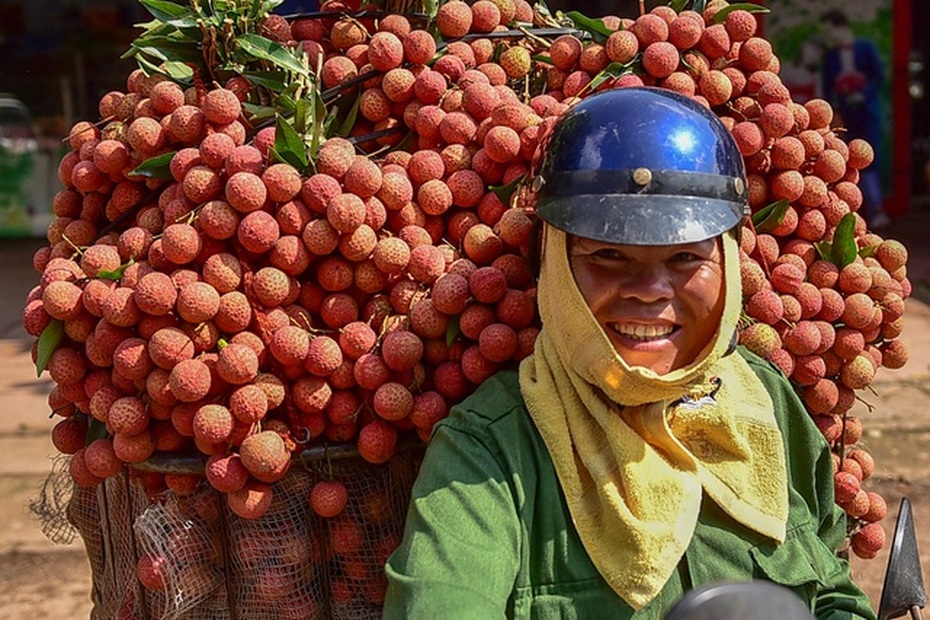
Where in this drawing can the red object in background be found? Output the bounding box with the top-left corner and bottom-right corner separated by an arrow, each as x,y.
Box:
835,72 -> 868,94
889,0 -> 912,217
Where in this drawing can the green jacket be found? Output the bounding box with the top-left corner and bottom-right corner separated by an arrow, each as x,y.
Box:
384,349 -> 876,619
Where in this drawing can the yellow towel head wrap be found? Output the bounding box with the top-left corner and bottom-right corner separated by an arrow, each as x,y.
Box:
518,225 -> 789,609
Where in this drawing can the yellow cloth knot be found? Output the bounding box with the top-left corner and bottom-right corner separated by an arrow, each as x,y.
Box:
519,226 -> 789,610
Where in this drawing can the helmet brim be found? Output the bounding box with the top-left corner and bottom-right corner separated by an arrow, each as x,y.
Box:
537,194 -> 745,246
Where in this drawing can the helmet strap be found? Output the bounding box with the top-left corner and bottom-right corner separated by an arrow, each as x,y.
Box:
528,214 -> 544,280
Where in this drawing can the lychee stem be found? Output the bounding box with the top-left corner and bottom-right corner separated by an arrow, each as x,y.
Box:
60,234 -> 84,256
183,210 -> 199,226
60,116 -> 114,144
854,392 -> 876,412
517,26 -> 552,48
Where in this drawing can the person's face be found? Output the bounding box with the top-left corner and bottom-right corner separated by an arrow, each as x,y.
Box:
568,235 -> 726,375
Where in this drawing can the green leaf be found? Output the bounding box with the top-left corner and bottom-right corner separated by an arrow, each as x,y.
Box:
163,60 -> 194,81
711,3 -> 771,23
136,54 -> 167,78
237,33 -> 309,76
96,264 -> 131,281
36,320 -> 64,377
127,22 -> 201,54
138,1 -> 199,31
604,60 -> 635,73
533,54 -> 554,66
668,0 -> 690,12
163,15 -> 201,31
272,115 -> 310,170
814,241 -> 832,261
129,36 -> 204,59
131,45 -> 169,63
424,0 -> 440,22
140,0 -> 190,22
859,244 -> 880,259
750,199 -> 789,232
132,18 -> 165,33
312,86 -> 328,157
129,45 -> 202,65
131,151 -> 177,180
241,70 -> 288,91
243,102 -> 277,121
269,145 -> 303,170
320,110 -> 338,141
587,72 -> 614,92
490,175 -> 526,207
273,91 -> 299,112
134,19 -> 185,35
445,315 -> 460,348
693,0 -> 708,14
565,11 -> 613,43
294,98 -> 311,135
85,419 -> 109,446
336,95 -> 361,138
831,213 -> 859,268
588,61 -> 634,90
261,0 -> 285,13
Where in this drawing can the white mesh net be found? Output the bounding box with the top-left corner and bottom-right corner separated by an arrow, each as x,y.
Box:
34,449 -> 422,619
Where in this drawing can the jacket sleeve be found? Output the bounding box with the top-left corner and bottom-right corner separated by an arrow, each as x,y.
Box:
752,355 -> 877,620
383,417 -> 521,619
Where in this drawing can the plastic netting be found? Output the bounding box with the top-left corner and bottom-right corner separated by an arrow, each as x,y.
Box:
314,454 -> 418,619
134,489 -> 227,619
60,469 -> 151,618
33,448 -> 422,619
67,481 -> 108,613
223,468 -> 325,619
28,454 -> 78,545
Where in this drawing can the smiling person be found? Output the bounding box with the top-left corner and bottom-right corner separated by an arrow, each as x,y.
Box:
383,87 -> 875,619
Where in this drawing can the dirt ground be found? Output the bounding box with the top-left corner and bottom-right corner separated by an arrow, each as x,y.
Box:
1,207 -> 929,618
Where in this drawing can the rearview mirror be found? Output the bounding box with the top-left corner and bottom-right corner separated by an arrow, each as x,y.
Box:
665,580 -> 814,620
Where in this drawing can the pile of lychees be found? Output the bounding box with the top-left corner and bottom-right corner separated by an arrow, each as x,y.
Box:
25,0 -> 905,576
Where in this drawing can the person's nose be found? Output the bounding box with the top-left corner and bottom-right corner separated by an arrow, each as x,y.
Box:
616,264 -> 676,304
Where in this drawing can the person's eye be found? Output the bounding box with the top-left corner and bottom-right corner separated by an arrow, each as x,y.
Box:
594,248 -> 625,260
671,251 -> 702,263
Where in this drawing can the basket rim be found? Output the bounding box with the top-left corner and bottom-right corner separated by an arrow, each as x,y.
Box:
130,437 -> 425,474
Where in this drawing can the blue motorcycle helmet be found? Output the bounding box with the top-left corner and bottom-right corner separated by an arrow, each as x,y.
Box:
533,86 -> 749,246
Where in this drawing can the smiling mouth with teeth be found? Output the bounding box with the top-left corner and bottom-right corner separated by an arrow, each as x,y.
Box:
610,324 -> 676,341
